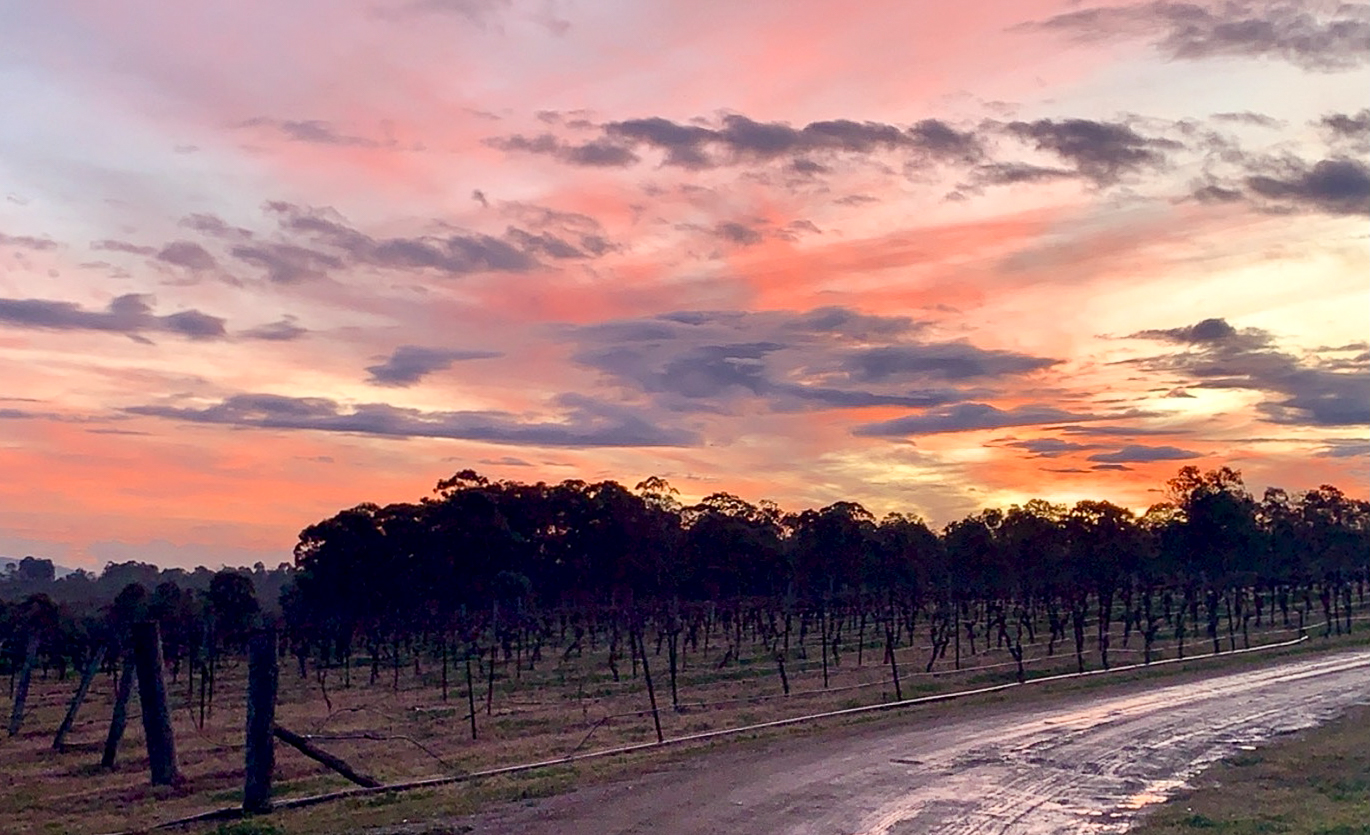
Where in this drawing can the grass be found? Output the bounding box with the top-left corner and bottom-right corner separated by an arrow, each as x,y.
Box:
1131,703 -> 1370,835
1,612 -> 1366,835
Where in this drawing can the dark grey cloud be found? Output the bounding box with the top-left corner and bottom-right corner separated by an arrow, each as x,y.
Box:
579,338 -> 962,411
1245,157 -> 1370,216
504,228 -> 590,259
1127,317 -> 1370,427
576,341 -> 775,402
487,133 -> 639,167
265,202 -> 540,276
1131,316 -> 1245,345
126,391 -> 696,447
1004,118 -> 1180,184
567,308 -> 1040,416
0,294 -> 226,340
495,114 -> 982,171
0,232 -> 57,251
789,158 -> 829,175
499,202 -> 616,255
241,118 -> 389,148
969,162 -> 1078,187
1315,440 -> 1370,459
1086,444 -> 1202,463
1320,109 -> 1370,145
1018,2 -> 1370,72
180,213 -> 253,239
1004,437 -> 1107,457
241,318 -> 308,341
846,344 -> 1059,381
479,455 -> 533,466
614,114 -> 983,167
156,240 -> 217,271
160,310 -> 227,339
1192,182 -> 1246,204
365,345 -> 503,386
373,235 -> 532,272
854,404 -> 1093,436
91,239 -> 155,256
714,221 -> 765,246
1194,152 -> 1370,216
782,306 -> 921,339
231,242 -> 344,283
776,385 -> 960,410
1091,463 -> 1133,471
1056,423 -> 1188,437
906,119 -> 983,160
1211,111 -> 1283,128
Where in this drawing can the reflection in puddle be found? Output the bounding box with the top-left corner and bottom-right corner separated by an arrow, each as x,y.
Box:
1118,778 -> 1187,810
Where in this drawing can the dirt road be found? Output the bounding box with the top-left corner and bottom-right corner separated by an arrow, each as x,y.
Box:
446,648 -> 1370,834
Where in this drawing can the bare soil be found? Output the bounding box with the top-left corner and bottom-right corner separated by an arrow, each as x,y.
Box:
0,618 -> 1360,834
413,648 -> 1370,835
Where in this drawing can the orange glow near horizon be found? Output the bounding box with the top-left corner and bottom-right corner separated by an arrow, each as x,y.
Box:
1,0 -> 1366,568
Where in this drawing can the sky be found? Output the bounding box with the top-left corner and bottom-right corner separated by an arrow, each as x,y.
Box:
1,0 -> 1367,571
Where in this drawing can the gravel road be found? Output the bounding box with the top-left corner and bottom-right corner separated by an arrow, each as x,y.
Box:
439,648 -> 1370,835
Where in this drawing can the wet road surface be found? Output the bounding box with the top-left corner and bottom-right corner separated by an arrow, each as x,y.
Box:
449,648 -> 1370,835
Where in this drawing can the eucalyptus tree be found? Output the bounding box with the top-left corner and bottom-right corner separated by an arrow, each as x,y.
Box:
1066,501 -> 1145,669
1166,467 -> 1262,652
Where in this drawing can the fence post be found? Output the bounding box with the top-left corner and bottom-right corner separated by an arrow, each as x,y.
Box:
101,657 -> 136,768
6,634 -> 39,736
465,647 -> 478,740
885,618 -> 903,701
53,644 -> 107,750
635,626 -> 663,743
244,629 -> 278,813
132,621 -> 181,785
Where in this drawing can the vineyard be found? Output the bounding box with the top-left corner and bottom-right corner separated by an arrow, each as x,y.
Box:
1,464 -> 1366,833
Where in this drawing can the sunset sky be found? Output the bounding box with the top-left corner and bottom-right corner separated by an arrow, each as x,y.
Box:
1,0 -> 1367,571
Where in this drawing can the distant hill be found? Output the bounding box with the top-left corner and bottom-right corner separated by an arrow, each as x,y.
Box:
0,556 -> 75,579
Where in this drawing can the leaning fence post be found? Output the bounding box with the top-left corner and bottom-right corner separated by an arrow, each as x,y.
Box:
244,628 -> 278,813
634,626 -> 664,743
273,725 -> 381,787
6,634 -> 39,737
132,621 -> 181,785
54,644 -> 107,750
101,656 -> 136,768
885,620 -> 903,701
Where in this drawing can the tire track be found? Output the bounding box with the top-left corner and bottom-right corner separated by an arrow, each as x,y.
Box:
449,648 -> 1370,835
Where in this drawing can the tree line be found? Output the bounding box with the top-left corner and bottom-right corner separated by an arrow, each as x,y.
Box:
278,467 -> 1367,693
3,465 -> 1367,728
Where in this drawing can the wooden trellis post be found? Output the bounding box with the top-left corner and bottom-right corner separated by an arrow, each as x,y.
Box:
244,629 -> 278,813
132,622 -> 180,785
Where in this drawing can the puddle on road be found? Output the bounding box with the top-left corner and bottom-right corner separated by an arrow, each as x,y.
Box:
862,707 -> 1356,834
852,656 -> 1370,835
1117,778 -> 1187,810
1069,726 -> 1319,832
